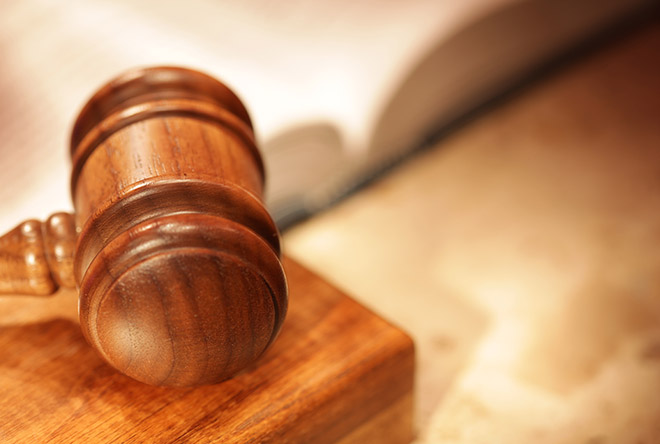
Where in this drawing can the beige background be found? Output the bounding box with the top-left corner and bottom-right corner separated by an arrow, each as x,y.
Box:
284,20 -> 660,443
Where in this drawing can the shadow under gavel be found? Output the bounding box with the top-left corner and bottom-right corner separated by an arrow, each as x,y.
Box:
0,67 -> 288,387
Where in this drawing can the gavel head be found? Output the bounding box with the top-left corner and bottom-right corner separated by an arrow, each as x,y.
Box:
68,67 -> 287,386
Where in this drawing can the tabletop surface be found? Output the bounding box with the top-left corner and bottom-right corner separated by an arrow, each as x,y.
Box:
284,17 -> 660,443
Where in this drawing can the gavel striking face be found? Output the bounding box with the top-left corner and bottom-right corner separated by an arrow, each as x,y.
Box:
0,67 -> 288,387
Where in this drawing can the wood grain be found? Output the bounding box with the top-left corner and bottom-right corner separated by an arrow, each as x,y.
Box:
0,258 -> 414,444
0,213 -> 75,295
0,67 -> 288,387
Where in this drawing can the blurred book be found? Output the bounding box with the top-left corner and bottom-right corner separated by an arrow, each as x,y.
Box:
0,0 -> 652,230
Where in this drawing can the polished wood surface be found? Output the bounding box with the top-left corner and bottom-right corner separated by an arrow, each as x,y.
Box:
0,67 -> 287,387
0,258 -> 414,444
0,213 -> 75,295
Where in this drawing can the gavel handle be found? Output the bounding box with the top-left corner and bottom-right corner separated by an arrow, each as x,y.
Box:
0,213 -> 76,296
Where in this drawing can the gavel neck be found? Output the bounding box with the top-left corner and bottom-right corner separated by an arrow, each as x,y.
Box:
0,212 -> 76,296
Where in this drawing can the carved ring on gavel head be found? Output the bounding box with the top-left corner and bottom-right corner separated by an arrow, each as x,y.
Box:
0,67 -> 288,387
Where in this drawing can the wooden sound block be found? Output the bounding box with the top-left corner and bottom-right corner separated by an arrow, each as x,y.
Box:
0,257 -> 414,443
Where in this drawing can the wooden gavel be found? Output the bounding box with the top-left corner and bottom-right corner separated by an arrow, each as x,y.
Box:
0,67 -> 287,387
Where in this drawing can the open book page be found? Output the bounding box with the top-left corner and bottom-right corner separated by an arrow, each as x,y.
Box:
0,0 -> 514,233
264,0 -> 651,222
0,0 -> 649,232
